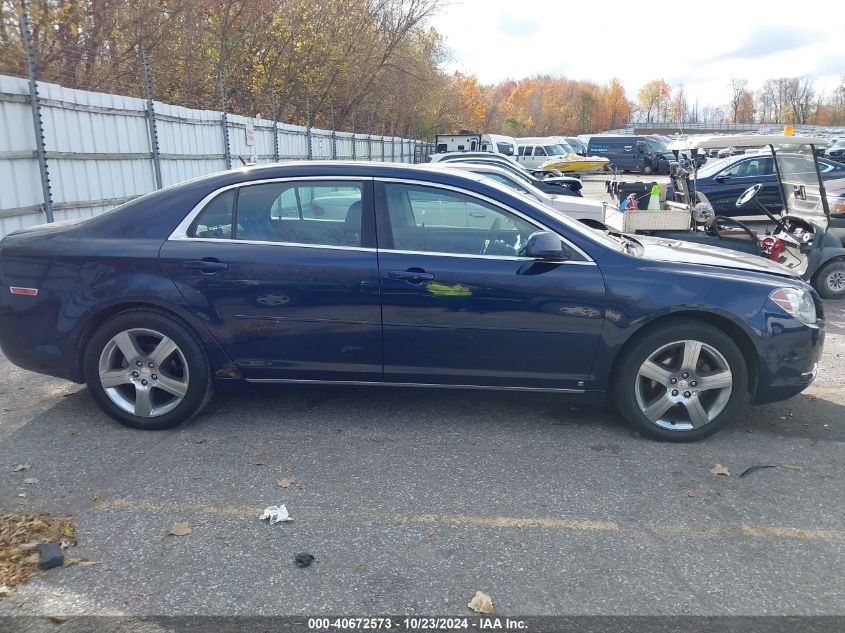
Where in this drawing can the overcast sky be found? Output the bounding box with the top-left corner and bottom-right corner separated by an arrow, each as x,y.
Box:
430,0 -> 845,106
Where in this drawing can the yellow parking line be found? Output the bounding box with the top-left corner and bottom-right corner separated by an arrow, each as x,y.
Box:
95,498 -> 842,543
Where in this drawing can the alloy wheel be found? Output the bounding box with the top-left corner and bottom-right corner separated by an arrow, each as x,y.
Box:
634,339 -> 733,431
97,328 -> 189,417
825,270 -> 845,294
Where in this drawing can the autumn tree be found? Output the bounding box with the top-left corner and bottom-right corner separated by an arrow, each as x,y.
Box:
637,80 -> 667,123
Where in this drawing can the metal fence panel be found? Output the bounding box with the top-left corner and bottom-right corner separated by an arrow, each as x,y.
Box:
0,75 -> 42,233
0,73 -> 430,238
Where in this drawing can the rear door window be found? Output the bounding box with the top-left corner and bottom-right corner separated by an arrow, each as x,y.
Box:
235,181 -> 365,246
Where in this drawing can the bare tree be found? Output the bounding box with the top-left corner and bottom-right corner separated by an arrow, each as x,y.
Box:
728,77 -> 748,123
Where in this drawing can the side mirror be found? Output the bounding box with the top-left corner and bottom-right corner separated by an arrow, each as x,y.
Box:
524,231 -> 569,260
714,174 -> 729,183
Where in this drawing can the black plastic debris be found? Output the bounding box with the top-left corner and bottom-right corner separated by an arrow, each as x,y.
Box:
35,542 -> 64,570
740,464 -> 778,478
294,553 -> 315,568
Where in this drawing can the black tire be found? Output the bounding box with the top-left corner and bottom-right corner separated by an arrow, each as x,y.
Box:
613,321 -> 748,441
642,165 -> 654,175
83,309 -> 214,430
815,260 -> 845,299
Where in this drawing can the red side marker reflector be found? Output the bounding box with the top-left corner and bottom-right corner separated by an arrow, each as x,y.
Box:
10,287 -> 38,296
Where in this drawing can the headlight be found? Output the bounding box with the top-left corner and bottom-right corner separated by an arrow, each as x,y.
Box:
769,288 -> 816,323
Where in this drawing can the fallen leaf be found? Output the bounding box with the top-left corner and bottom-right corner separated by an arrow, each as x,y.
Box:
167,522 -> 192,536
64,557 -> 99,567
49,616 -> 68,623
13,464 -> 31,472
632,431 -> 642,439
468,591 -> 496,614
277,478 -> 295,489
686,490 -> 696,497
90,490 -> 100,502
252,456 -> 269,466
710,464 -> 730,476
355,563 -> 365,573
782,464 -> 802,471
70,431 -> 80,437
192,438 -> 208,445
23,478 -> 39,485
425,529 -> 435,538
17,492 -> 27,498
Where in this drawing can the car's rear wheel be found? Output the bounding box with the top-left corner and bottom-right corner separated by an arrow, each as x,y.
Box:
613,322 -> 748,441
815,260 -> 845,299
83,309 -> 213,430
642,165 -> 654,175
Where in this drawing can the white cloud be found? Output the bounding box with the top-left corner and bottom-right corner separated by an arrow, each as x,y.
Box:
431,0 -> 845,107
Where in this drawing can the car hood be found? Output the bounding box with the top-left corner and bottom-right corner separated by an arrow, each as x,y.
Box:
633,234 -> 796,277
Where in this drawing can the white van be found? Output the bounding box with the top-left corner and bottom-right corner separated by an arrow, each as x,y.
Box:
514,137 -> 571,170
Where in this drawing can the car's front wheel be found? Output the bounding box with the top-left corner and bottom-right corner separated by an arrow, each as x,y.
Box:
83,309 -> 213,430
614,321 -> 748,441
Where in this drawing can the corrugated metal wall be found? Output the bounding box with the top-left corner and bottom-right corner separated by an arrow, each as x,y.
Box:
0,73 -> 427,237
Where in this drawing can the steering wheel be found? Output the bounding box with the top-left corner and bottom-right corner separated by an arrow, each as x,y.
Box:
711,216 -> 761,255
481,218 -> 502,255
736,183 -> 762,208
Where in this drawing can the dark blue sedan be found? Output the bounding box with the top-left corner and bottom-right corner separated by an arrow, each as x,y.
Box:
669,153 -> 845,216
0,163 -> 825,441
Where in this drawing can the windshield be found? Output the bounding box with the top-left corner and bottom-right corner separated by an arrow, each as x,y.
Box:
648,137 -> 670,153
483,172 -> 533,196
497,142 -> 515,156
696,157 -> 731,177
566,138 -> 586,152
543,145 -> 568,156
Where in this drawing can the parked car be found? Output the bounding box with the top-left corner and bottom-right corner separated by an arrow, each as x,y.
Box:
429,151 -> 583,195
666,153 -> 845,216
824,139 -> 845,163
429,162 -> 605,224
0,162 -> 824,441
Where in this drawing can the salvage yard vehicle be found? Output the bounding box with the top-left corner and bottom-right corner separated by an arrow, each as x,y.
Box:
587,135 -> 659,174
428,151 -> 583,195
0,162 -> 824,441
603,135 -> 845,298
666,152 -> 845,216
428,162 -> 606,224
434,132 -> 517,157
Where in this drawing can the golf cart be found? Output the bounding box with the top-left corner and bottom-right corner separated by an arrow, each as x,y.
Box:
601,135 -> 845,299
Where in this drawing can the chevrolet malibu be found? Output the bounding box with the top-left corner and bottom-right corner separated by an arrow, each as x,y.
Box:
0,162 -> 825,441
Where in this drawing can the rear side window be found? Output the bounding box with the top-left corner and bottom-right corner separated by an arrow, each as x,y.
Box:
236,181 -> 364,246
188,190 -> 235,238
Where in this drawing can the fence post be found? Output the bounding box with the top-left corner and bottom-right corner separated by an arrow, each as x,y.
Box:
330,106 -> 337,160
218,69 -> 231,169
306,98 -> 312,160
390,123 -> 395,163
270,90 -> 280,162
367,117 -> 372,160
21,0 -> 53,222
351,112 -> 356,161
381,124 -> 385,162
141,50 -> 163,189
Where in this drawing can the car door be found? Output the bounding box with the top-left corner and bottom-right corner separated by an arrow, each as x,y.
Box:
374,180 -> 606,391
160,178 -> 382,382
710,157 -> 776,213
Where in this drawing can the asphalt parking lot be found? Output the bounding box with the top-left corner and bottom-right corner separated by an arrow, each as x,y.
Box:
1,295 -> 843,617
